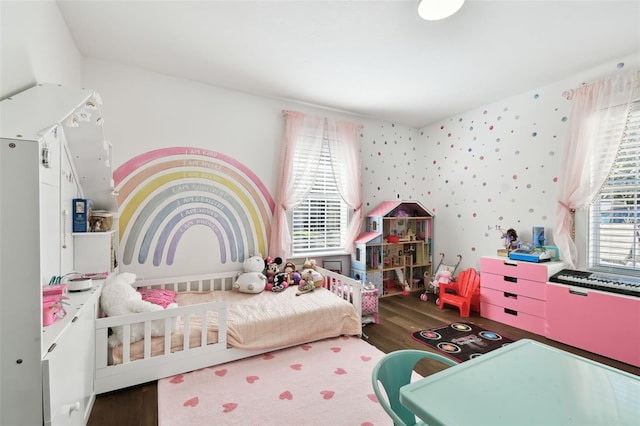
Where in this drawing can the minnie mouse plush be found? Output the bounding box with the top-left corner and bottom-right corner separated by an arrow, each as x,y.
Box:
271,272 -> 289,292
264,256 -> 283,291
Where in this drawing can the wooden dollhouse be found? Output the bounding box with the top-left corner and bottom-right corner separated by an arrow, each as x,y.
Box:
351,200 -> 433,296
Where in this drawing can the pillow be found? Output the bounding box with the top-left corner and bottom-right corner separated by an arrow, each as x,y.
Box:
137,288 -> 177,308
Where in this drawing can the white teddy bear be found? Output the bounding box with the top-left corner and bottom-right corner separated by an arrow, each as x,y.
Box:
100,272 -> 177,347
234,254 -> 267,293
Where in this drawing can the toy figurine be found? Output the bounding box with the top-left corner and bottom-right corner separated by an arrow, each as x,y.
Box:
502,228 -> 519,251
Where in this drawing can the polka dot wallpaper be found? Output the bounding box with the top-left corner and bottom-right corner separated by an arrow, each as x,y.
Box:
414,89 -> 567,269
359,59 -> 636,270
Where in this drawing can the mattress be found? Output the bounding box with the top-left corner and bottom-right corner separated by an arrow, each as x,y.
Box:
111,286 -> 361,364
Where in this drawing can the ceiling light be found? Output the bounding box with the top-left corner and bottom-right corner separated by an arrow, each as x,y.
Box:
418,0 -> 465,21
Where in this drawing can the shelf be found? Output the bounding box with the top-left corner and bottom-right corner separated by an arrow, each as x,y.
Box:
368,240 -> 428,247
72,229 -> 116,236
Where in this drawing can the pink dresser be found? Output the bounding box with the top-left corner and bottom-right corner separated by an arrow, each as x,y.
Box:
480,257 -> 565,336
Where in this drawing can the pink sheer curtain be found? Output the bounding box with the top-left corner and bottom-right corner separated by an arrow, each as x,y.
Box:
269,111 -> 362,259
553,71 -> 637,268
326,119 -> 363,253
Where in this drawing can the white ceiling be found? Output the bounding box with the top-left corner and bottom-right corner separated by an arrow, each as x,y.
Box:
56,0 -> 640,128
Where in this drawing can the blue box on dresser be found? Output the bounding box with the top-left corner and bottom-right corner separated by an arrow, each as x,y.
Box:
72,198 -> 89,232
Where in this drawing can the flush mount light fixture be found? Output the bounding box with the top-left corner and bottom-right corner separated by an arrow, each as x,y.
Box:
418,0 -> 465,20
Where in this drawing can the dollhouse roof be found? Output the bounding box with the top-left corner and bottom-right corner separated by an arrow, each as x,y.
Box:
367,200 -> 433,218
354,231 -> 381,244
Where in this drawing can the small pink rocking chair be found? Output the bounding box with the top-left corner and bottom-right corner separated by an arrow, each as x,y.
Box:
437,267 -> 480,317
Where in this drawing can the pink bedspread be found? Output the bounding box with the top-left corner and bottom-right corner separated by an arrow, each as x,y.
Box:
111,286 -> 361,364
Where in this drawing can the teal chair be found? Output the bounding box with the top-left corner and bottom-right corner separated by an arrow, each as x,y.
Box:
372,349 -> 457,426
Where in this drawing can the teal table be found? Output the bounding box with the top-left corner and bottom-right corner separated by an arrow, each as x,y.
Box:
400,339 -> 640,425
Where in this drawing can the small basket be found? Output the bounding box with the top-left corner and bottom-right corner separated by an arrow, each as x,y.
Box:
90,210 -> 113,232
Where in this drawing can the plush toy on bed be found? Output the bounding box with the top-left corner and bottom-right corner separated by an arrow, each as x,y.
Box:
296,269 -> 318,295
296,259 -> 324,295
100,272 -> 178,348
264,256 -> 283,291
271,272 -> 289,292
234,254 -> 267,293
283,261 -> 301,286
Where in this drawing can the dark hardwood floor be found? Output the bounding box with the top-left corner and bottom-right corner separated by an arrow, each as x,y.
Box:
88,292 -> 640,426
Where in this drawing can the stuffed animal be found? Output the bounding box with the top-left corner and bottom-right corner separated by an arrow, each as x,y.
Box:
271,272 -> 289,292
264,256 -> 283,291
303,258 -> 316,269
436,270 -> 452,286
100,272 -> 177,348
296,269 -> 318,295
234,254 -> 267,293
298,258 -> 324,291
283,261 -> 301,286
428,269 -> 452,296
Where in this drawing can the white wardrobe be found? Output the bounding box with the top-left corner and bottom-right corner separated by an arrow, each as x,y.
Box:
0,84 -> 117,425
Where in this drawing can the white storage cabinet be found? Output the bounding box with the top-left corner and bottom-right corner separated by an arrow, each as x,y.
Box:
0,84 -> 117,425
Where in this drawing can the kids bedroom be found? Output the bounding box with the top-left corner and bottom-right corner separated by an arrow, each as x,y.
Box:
1,1 -> 639,425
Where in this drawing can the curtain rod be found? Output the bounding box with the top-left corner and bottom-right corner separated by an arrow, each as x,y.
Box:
281,109 -> 364,129
563,68 -> 640,100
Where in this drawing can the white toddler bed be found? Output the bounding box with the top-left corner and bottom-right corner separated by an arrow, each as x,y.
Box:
94,266 -> 363,394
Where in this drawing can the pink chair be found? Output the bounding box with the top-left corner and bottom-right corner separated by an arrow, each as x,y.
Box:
437,268 -> 480,317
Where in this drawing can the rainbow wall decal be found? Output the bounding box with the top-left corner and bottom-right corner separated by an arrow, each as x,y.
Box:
114,147 -> 274,268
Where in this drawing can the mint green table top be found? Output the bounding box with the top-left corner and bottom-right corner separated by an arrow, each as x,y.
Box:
400,339 -> 640,425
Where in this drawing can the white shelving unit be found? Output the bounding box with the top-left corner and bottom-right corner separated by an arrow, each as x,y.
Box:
0,83 -> 117,425
74,229 -> 118,274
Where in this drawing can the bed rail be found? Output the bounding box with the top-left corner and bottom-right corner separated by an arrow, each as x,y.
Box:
95,300 -> 229,393
313,265 -> 363,321
94,267 -> 364,394
129,271 -> 238,292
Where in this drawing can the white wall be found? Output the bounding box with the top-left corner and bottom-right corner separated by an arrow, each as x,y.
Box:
0,0 -> 81,98
413,53 -> 640,271
83,52 -> 640,278
4,1 -> 638,278
81,58 -> 396,278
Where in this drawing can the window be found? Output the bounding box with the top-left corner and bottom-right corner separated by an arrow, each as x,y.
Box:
270,111 -> 362,260
589,99 -> 640,275
291,138 -> 349,255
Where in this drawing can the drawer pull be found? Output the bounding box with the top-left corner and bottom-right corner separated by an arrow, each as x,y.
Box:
569,289 -> 588,297
504,276 -> 517,283
503,292 -> 518,299
503,260 -> 518,267
504,308 -> 518,316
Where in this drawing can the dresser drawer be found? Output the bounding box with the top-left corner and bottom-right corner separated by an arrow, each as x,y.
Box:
481,302 -> 545,335
480,257 -> 549,282
481,272 -> 546,300
480,287 -> 545,317
480,256 -> 566,282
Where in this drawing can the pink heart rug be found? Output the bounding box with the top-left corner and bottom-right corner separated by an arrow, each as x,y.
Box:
158,336 -> 393,425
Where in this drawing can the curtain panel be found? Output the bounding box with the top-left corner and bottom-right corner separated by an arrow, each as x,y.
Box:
553,71 -> 638,268
269,111 -> 363,259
